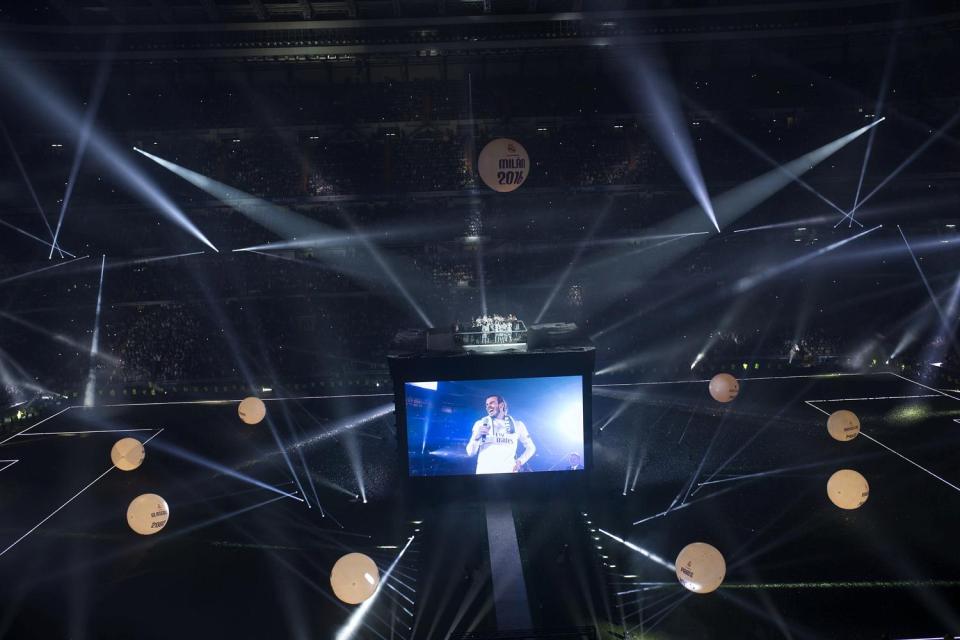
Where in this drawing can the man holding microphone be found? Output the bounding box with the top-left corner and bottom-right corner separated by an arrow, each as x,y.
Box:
466,394 -> 536,474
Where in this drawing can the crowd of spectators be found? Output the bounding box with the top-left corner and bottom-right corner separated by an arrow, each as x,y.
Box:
1,61 -> 957,409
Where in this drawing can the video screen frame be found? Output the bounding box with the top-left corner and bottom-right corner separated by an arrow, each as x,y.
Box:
404,375 -> 586,478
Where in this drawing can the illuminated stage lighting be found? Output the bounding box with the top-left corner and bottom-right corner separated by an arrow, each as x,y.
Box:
625,58 -> 718,231
702,109 -> 854,223
0,62 -> 217,252
712,119 -> 884,231
134,146 -> 331,241
342,431 -> 367,505
582,121 -> 886,339
597,529 -> 674,572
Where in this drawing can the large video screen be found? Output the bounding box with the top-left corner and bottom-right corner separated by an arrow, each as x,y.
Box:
404,375 -> 585,477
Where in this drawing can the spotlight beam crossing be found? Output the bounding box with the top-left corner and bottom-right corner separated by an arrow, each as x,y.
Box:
144,438 -> 305,503
735,224 -> 883,293
136,148 -> 431,325
0,217 -> 76,258
0,59 -> 217,251
627,57 -> 717,231
897,225 -> 953,335
701,108 -> 853,223
836,110 -> 960,227
849,34 -> 899,227
49,56 -> 111,259
336,536 -> 415,640
0,122 -> 62,255
597,529 -> 675,572
579,119 -> 885,331
0,255 -> 88,286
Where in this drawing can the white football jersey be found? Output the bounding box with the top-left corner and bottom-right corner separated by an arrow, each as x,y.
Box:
465,416 -> 535,474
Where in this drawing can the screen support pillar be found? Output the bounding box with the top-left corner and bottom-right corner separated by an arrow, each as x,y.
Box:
485,500 -> 532,631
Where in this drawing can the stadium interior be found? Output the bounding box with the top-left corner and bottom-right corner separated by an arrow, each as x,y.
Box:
1,1 -> 959,638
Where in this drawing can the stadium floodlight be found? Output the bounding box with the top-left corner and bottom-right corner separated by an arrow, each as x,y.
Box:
0,58 -> 217,252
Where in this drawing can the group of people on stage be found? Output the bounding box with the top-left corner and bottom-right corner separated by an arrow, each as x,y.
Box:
467,313 -> 523,344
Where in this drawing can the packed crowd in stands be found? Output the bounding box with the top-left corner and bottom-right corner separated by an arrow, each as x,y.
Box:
17,103 -> 956,212
1,63 -> 957,410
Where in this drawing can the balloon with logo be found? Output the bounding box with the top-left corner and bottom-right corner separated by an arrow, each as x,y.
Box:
127,493 -> 169,535
675,542 -> 726,594
827,410 -> 860,441
478,138 -> 530,193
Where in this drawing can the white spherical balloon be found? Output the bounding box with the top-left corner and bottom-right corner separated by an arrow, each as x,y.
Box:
827,409 -> 860,441
478,138 -> 530,193
127,493 -> 169,535
708,373 -> 740,403
111,437 -> 145,471
827,469 -> 869,510
331,553 -> 380,605
675,542 -> 726,594
238,396 -> 266,425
